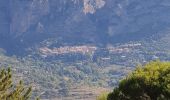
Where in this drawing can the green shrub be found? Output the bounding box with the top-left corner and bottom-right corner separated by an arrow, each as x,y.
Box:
108,61 -> 170,100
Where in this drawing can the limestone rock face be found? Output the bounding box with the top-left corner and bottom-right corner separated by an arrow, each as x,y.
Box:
1,0 -> 170,54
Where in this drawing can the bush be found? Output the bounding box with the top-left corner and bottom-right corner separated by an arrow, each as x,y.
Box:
108,61 -> 170,100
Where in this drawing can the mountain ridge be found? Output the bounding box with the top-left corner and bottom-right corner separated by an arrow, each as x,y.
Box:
1,0 -> 170,55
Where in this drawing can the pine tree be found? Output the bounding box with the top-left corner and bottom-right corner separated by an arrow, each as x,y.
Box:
0,68 -> 32,100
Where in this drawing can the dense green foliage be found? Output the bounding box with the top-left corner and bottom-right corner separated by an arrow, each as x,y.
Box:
107,61 -> 170,100
0,68 -> 32,100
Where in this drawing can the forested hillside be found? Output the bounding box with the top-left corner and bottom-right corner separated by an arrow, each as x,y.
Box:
0,51 -> 128,100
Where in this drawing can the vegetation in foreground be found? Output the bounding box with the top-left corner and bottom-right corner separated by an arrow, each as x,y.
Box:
98,61 -> 170,100
0,68 -> 32,100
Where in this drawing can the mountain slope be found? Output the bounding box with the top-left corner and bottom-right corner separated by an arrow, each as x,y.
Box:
1,0 -> 170,54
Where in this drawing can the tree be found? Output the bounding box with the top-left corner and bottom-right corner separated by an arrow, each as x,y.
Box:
0,68 -> 32,100
107,61 -> 170,100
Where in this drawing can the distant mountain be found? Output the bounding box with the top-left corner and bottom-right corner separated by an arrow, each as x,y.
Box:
1,0 -> 170,55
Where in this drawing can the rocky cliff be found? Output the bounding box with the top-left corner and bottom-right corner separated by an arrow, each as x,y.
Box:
1,0 -> 170,55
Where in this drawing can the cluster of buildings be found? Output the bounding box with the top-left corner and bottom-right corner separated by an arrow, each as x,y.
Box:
39,45 -> 97,56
